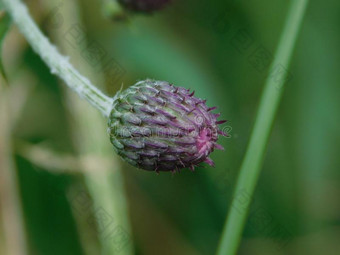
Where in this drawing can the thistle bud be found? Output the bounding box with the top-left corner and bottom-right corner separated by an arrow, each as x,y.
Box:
118,0 -> 172,13
108,80 -> 228,173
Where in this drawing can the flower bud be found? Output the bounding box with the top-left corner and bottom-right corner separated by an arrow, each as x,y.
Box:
118,0 -> 172,13
108,80 -> 228,173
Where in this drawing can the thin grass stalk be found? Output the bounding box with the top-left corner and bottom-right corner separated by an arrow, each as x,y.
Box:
0,83 -> 28,255
216,1 -> 309,254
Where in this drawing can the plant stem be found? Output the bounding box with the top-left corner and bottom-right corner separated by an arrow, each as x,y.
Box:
2,0 -> 113,117
101,0 -> 127,20
216,0 -> 309,254
0,83 -> 28,255
43,0 -> 134,254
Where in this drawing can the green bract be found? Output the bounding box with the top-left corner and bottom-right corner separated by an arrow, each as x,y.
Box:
108,80 -> 227,172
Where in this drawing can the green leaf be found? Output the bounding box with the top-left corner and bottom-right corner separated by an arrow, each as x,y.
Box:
0,11 -> 11,81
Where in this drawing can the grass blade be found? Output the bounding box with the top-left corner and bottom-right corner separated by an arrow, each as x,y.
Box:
216,1 -> 309,254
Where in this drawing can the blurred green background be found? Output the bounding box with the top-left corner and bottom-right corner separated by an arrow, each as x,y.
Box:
0,0 -> 339,254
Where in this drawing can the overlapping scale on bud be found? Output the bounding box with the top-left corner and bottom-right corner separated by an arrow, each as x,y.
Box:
108,80 -> 228,173
118,0 -> 172,13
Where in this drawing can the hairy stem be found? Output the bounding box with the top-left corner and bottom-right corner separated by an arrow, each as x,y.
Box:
2,0 -> 113,117
216,0 -> 309,254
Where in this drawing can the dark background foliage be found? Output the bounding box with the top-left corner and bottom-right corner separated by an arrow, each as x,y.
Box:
1,0 -> 339,254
